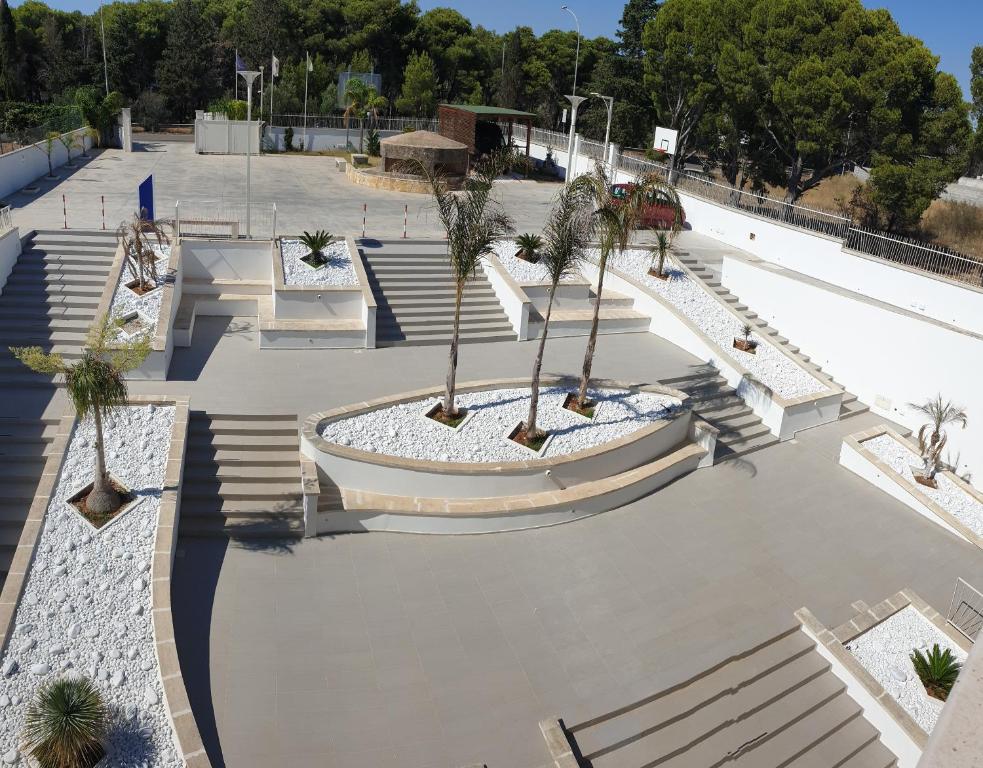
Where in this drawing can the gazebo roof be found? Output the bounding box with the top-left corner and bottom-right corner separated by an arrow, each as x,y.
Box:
439,104 -> 538,118
380,130 -> 468,150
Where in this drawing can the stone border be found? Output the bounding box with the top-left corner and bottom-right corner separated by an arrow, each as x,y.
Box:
300,455 -> 319,538
840,425 -> 983,551
481,253 -> 531,339
345,162 -> 464,193
539,718 -> 579,768
302,376 -> 690,475
796,588 -> 972,752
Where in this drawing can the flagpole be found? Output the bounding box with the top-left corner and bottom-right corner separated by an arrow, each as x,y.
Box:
303,52 -> 310,152
270,51 -> 276,123
259,67 -> 264,121
235,49 -> 238,100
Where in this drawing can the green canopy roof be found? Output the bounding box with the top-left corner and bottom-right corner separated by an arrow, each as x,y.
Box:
440,104 -> 537,118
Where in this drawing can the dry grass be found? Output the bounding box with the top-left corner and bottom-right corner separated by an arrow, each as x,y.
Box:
919,200 -> 983,257
797,175 -> 862,213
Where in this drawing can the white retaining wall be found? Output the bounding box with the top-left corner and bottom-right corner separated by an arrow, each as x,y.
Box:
0,128 -> 93,200
179,239 -> 272,281
0,227 -> 22,292
722,255 -> 983,478
265,126 -> 401,152
194,119 -> 261,154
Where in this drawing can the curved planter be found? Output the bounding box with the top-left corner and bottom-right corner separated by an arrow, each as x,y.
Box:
301,377 -> 692,500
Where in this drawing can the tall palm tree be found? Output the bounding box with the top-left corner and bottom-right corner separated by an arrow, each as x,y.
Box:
416,150 -> 514,418
525,185 -> 595,442
117,210 -> 170,294
11,315 -> 150,515
343,78 -> 388,153
908,395 -> 968,479
571,165 -> 683,408
22,676 -> 108,768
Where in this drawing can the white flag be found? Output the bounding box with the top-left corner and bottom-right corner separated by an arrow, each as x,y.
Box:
272,54 -> 280,78
307,52 -> 313,73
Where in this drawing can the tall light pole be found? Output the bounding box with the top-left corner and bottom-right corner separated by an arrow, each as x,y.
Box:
561,5 -> 581,96
99,1 -> 109,95
238,70 -> 260,239
564,95 -> 585,187
591,92 -> 614,173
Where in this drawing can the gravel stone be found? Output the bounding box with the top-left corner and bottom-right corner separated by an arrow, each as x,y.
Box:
490,239 -> 582,284
604,249 -> 826,400
109,245 -> 170,341
319,386 -> 681,463
847,606 -> 966,733
280,239 -> 357,286
0,405 -> 181,767
865,434 -> 983,537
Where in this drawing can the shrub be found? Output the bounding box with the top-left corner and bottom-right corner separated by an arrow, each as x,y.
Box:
515,233 -> 543,263
911,644 -> 962,700
299,230 -> 332,267
366,127 -> 381,157
134,90 -> 168,132
284,126 -> 295,152
22,676 -> 108,768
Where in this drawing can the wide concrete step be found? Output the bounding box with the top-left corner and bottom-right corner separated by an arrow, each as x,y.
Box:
180,496 -> 304,518
379,330 -> 514,346
374,285 -> 497,297
0,317 -> 92,333
379,323 -> 514,338
0,329 -> 89,345
0,419 -> 60,441
181,480 -> 301,500
11,261 -> 112,277
1,283 -> 103,298
5,271 -> 109,288
385,295 -> 502,309
177,517 -> 304,539
184,447 -> 300,465
379,315 -> 511,331
387,305 -> 505,319
24,240 -> 117,255
194,434 -> 300,451
183,463 -> 299,482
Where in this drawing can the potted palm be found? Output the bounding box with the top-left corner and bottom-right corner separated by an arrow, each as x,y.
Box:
21,676 -> 109,768
648,229 -> 673,279
514,233 -> 543,264
116,209 -> 170,297
11,314 -> 150,524
299,230 -> 332,268
908,395 -> 967,488
733,323 -> 758,354
509,185 -> 594,452
910,644 -> 962,701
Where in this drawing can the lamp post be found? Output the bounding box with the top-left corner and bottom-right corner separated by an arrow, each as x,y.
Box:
238,70 -> 260,239
560,5 -> 581,96
564,94 -> 586,187
99,1 -> 109,95
591,92 -> 614,173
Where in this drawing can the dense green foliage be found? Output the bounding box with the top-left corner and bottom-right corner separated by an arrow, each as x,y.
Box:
910,644 -> 962,700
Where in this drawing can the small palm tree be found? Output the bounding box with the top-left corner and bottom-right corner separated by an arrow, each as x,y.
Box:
909,395 -> 968,481
416,150 -> 514,418
911,644 -> 962,701
80,126 -> 100,156
11,315 -> 150,515
38,131 -> 61,177
58,132 -> 79,167
117,210 -> 170,294
343,78 -> 388,153
299,230 -> 332,267
649,229 -> 673,278
515,233 -> 544,263
21,676 -> 108,768
571,165 -> 682,408
524,185 -> 595,443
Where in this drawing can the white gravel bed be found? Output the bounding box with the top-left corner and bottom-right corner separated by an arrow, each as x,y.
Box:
491,239 -> 583,284
280,239 -> 357,286
0,405 -> 181,768
109,244 -> 170,339
846,605 -> 966,733
319,386 -> 681,463
604,249 -> 826,400
864,433 -> 983,537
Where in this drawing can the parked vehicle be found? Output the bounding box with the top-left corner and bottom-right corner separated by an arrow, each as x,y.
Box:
610,183 -> 686,229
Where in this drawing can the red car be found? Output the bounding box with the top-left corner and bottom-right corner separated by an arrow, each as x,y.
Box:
610,183 -> 686,230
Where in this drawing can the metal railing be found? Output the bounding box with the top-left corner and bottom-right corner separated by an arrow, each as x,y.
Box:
270,114 -> 438,132
846,227 -> 983,288
947,577 -> 983,642
174,200 -> 277,240
0,206 -> 12,236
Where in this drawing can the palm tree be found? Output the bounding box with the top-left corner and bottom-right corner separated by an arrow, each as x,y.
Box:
911,644 -> 962,700
416,150 -> 514,418
571,165 -> 683,408
11,315 -> 150,515
22,676 -> 108,768
908,395 -> 968,480
116,210 -> 170,294
524,185 -> 595,443
649,228 -> 673,278
343,78 -> 388,153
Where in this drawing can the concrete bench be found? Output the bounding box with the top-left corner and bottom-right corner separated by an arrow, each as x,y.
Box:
350,153 -> 369,167
335,158 -> 346,171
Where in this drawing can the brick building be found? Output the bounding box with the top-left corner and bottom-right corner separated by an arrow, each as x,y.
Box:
437,104 -> 536,158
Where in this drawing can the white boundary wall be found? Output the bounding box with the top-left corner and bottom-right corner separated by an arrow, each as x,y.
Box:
722,255 -> 983,478
0,226 -> 22,292
0,128 -> 93,200
194,119 -> 261,154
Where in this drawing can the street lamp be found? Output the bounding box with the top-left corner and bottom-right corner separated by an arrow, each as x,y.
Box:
561,6 -> 581,97
591,92 -> 614,172
564,94 -> 586,188
237,70 -> 260,239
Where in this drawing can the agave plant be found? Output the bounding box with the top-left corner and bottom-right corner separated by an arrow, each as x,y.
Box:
22,676 -> 108,768
910,644 -> 962,701
299,230 -> 332,267
116,210 -> 169,294
515,233 -> 543,263
908,395 -> 968,481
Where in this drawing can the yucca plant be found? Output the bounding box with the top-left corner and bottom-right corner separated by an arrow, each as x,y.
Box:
299,230 -> 332,267
12,314 -> 149,517
515,233 -> 544,263
116,210 -> 169,295
908,395 -> 968,485
649,229 -> 673,279
910,644 -> 962,701
21,676 -> 108,768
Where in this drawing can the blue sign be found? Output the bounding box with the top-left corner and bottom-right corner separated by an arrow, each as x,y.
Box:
138,176 -> 154,221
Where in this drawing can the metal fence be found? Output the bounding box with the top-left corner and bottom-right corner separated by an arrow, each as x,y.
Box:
846,228 -> 983,288
270,114 -> 438,132
0,206 -> 11,236
174,200 -> 277,240
0,108 -> 85,156
947,578 -> 983,642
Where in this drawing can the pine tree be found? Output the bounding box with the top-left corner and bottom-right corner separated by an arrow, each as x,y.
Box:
155,0 -> 219,121
0,0 -> 19,100
396,51 -> 437,116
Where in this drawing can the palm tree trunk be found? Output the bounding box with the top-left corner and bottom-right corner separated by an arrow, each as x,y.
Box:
657,250 -> 666,276
578,247 -> 609,406
443,280 -> 464,415
345,121 -> 350,149
359,120 -> 365,153
527,283 -> 557,438
87,407 -> 120,515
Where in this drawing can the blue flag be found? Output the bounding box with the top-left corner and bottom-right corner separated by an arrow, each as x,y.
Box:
235,52 -> 246,71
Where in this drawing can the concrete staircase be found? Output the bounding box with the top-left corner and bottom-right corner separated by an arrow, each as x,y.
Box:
179,413 -> 305,539
0,229 -> 116,386
662,366 -> 779,461
359,240 -> 514,346
554,627 -> 898,768
677,254 -> 869,421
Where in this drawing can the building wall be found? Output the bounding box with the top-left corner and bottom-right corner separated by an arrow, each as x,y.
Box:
438,106 -> 477,153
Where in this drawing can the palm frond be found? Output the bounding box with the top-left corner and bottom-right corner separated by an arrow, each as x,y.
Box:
911,644 -> 962,698
9,346 -> 68,376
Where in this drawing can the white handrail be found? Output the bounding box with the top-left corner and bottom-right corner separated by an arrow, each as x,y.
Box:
0,206 -> 12,236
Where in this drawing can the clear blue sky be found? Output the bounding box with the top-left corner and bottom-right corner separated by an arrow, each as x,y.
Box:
11,0 -> 979,97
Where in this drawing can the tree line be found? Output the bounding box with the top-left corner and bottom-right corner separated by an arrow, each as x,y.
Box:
0,0 -> 981,233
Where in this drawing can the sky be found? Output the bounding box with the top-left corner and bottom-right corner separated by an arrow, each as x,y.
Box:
10,0 -> 979,98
